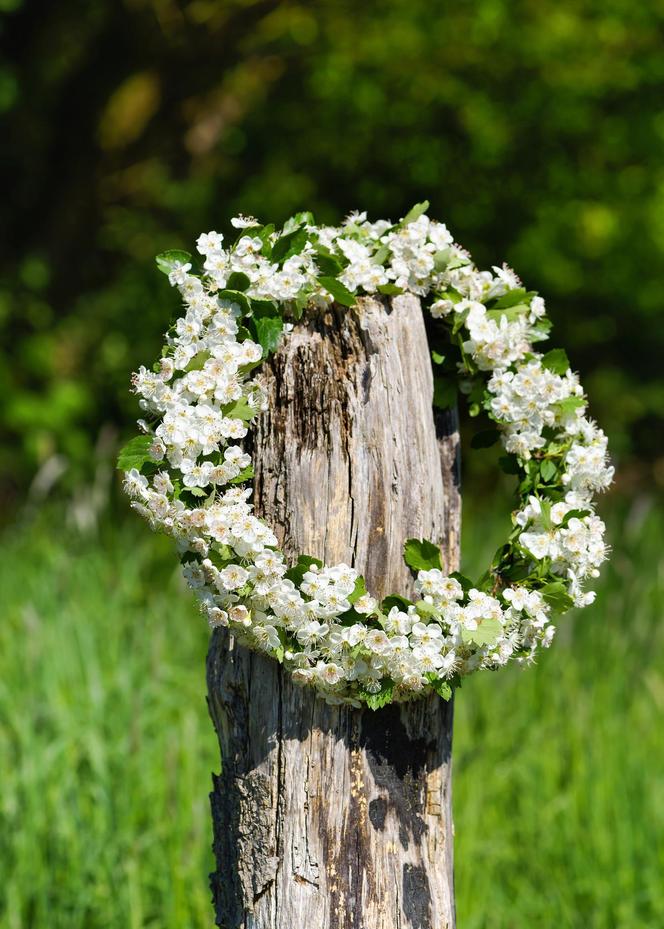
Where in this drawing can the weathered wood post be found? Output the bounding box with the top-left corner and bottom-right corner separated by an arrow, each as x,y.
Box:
207,293 -> 460,928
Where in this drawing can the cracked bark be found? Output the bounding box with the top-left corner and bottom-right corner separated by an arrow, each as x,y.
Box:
207,294 -> 459,928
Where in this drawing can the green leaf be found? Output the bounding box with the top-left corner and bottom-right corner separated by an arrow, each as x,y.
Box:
446,255 -> 468,272
348,575 -> 367,605
250,299 -> 279,316
272,227 -> 308,263
155,250 -> 192,275
285,554 -> 324,586
433,375 -> 457,410
116,435 -> 153,471
336,606 -> 366,624
318,276 -> 357,307
372,243 -> 391,264
291,289 -> 312,319
218,289 -> 251,314
415,600 -> 440,618
486,304 -> 530,323
558,508 -> 591,528
187,486 -> 207,497
426,674 -> 453,701
540,580 -> 575,613
403,538 -> 443,573
500,560 -> 532,582
208,544 -> 235,568
381,594 -> 413,613
298,555 -> 325,569
314,248 -> 343,277
557,396 -> 586,416
229,465 -> 254,485
185,351 -> 209,372
253,314 -> 284,357
492,288 -> 537,309
282,211 -> 315,233
531,318 -> 553,342
471,428 -> 500,450
222,397 -> 256,422
431,351 -> 445,365
461,616 -> 503,647
541,348 -> 570,375
257,223 -> 275,256
540,459 -> 558,482
377,283 -> 403,295
449,571 -> 474,592
361,680 -> 394,710
401,200 -> 430,225
235,324 -> 253,342
226,271 -> 251,292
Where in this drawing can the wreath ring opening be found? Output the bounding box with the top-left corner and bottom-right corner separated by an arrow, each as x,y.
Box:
120,204 -> 613,708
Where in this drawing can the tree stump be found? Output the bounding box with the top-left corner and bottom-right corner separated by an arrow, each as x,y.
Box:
207,294 -> 460,929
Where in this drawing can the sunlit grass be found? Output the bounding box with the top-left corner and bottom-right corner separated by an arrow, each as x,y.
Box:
456,495 -> 664,928
0,518 -> 216,929
0,497 -> 662,928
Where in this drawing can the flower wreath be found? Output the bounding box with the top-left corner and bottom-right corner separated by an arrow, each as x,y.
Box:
120,203 -> 613,708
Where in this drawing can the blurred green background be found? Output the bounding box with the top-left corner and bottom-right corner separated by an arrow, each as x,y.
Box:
1,1 -> 663,927
2,0 -> 664,503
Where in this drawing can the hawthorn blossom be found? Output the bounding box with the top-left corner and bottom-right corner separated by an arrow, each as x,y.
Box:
122,205 -> 612,706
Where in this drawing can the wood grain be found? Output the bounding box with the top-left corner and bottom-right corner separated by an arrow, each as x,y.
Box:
207,294 -> 460,928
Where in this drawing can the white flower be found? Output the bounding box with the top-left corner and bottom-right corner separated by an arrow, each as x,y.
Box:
410,621 -> 444,650
219,564 -> 250,590
230,215 -> 259,229
229,604 -> 251,626
123,468 -> 149,499
296,621 -> 329,646
529,296 -> 546,320
253,624 -> 281,651
153,471 -> 174,495
383,607 -> 414,636
168,262 -> 192,287
196,231 -> 224,254
207,607 -> 229,628
502,587 -> 530,611
520,530 -> 556,560
430,299 -> 454,318
364,629 -> 392,654
123,204 -> 611,705
340,624 -> 367,647
316,661 -> 346,686
354,594 -> 378,615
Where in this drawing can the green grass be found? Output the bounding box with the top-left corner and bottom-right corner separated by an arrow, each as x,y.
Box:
1,498 -> 662,928
0,520 -> 216,928
455,498 -> 664,928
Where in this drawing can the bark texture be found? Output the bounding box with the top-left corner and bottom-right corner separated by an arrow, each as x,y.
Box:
207,294 -> 460,929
